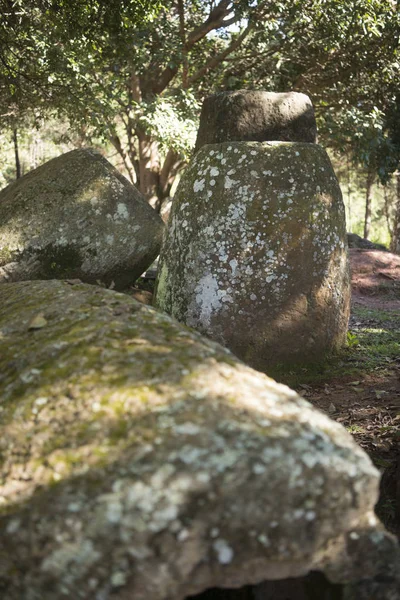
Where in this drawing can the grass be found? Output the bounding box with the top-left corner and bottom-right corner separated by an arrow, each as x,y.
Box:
345,424 -> 366,434
271,304 -> 400,388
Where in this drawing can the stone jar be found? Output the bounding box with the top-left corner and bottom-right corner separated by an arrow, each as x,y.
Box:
154,141 -> 350,370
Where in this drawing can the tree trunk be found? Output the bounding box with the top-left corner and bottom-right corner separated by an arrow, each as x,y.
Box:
347,154 -> 352,231
383,183 -> 393,239
390,171 -> 400,254
13,128 -> 21,179
364,166 -> 374,239
138,131 -> 162,210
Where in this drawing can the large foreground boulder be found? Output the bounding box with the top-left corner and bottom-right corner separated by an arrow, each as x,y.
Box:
0,149 -> 164,289
155,141 -> 350,370
195,91 -> 317,151
0,280 -> 398,600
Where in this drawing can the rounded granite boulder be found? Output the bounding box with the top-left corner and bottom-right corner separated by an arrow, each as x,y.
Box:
155,141 -> 350,369
0,149 -> 164,289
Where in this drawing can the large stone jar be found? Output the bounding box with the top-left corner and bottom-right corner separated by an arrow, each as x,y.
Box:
155,141 -> 350,370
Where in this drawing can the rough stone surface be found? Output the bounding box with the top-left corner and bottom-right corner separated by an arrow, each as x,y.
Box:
347,232 -> 387,251
0,149 -> 164,289
155,141 -> 351,369
195,91 -> 316,151
0,280 -> 398,600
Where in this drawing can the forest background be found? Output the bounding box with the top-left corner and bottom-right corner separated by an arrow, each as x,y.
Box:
1,0 -> 400,250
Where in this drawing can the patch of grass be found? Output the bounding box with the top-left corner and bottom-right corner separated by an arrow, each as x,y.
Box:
270,304 -> 399,388
346,424 -> 366,434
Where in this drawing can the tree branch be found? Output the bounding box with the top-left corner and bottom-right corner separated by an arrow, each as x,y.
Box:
150,0 -> 233,94
187,23 -> 252,87
177,0 -> 188,87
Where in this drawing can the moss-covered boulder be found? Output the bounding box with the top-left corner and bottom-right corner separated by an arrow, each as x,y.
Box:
0,280 -> 398,599
155,141 -> 350,369
195,91 -> 316,152
0,149 -> 164,289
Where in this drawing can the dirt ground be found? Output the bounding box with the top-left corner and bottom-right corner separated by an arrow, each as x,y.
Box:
297,249 -> 400,537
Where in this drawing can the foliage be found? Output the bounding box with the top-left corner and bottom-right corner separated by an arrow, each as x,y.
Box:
1,0 -> 399,204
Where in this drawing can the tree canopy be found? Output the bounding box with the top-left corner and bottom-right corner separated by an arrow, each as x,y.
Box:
1,0 -> 399,205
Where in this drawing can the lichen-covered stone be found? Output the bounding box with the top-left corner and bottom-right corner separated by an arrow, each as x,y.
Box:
155,141 -> 350,369
195,91 -> 316,151
0,149 -> 164,288
0,280 -> 398,599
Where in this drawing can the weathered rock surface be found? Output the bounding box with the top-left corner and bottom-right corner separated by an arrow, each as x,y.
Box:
195,91 -> 316,151
0,149 -> 164,289
0,280 -> 398,600
347,232 -> 387,251
155,141 -> 351,369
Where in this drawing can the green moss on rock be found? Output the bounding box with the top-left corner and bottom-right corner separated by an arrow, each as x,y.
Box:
0,280 -> 396,600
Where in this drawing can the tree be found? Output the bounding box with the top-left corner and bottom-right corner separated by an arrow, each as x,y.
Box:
1,0 -> 399,209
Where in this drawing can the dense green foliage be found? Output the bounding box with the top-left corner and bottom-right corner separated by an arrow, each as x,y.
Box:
0,0 -> 399,224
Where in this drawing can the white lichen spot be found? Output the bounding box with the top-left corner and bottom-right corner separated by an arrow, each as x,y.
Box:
229,259 -> 238,275
106,235 -> 114,245
107,500 -> 123,524
196,472 -> 211,484
250,293 -> 257,301
116,203 -> 129,220
111,572 -> 127,587
191,273 -> 221,328
35,397 -> 48,406
177,529 -> 190,542
224,175 -> 238,189
193,179 -> 205,192
252,463 -> 266,475
175,422 -> 201,435
270,521 -> 279,528
6,519 -> 20,533
210,179 -> 216,187
213,539 -> 234,564
210,167 -> 219,177
258,533 -> 270,547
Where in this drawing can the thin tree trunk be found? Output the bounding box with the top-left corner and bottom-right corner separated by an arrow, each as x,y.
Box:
390,171 -> 400,254
347,153 -> 352,231
109,133 -> 137,184
383,184 -> 393,239
138,131 -> 161,210
364,166 -> 374,239
13,128 -> 21,179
